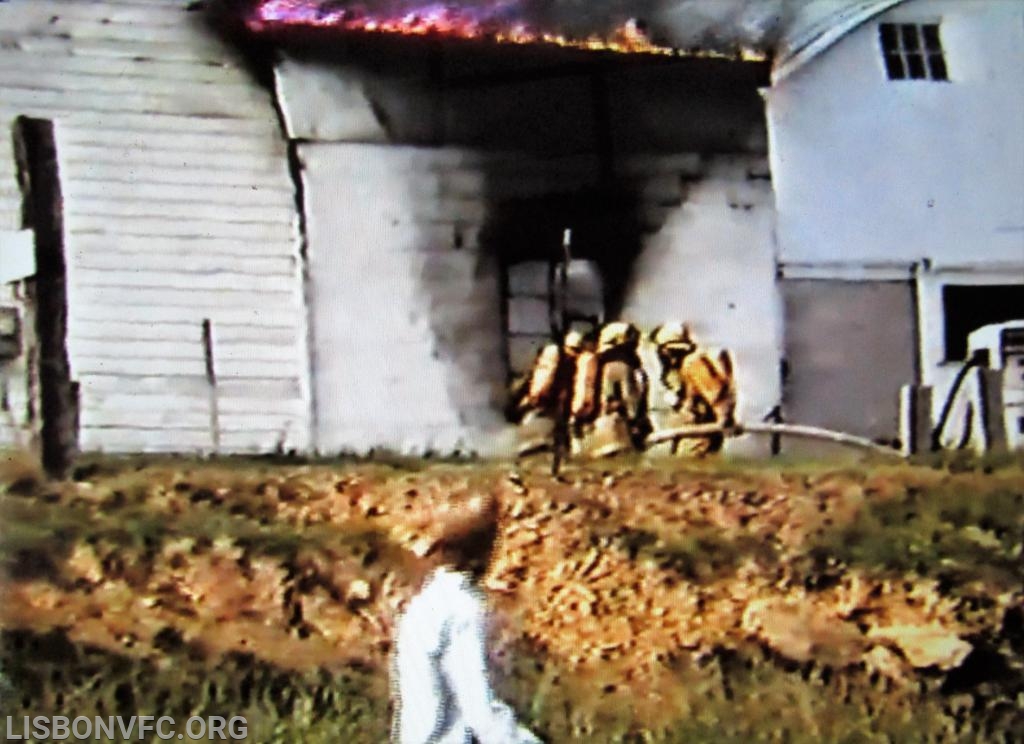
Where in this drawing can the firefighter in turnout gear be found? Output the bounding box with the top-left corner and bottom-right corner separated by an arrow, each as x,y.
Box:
512,331 -> 589,456
651,323 -> 736,456
567,330 -> 600,455
579,322 -> 650,457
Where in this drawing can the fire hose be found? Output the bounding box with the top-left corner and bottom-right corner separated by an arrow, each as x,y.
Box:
930,350 -> 985,451
646,421 -> 906,458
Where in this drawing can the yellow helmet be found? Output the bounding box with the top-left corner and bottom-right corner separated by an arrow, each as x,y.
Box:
563,330 -> 586,352
651,322 -> 695,353
597,322 -> 639,353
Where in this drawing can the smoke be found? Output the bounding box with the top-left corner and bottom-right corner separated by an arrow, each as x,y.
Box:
654,0 -> 800,48
515,1 -> 800,49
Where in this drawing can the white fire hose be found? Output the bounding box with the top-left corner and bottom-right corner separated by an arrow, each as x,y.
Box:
646,421 -> 907,458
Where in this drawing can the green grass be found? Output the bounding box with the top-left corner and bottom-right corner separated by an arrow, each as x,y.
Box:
1,628 -> 389,744
809,478 -> 1024,592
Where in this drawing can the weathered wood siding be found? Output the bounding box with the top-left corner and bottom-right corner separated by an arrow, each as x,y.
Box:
0,0 -> 310,454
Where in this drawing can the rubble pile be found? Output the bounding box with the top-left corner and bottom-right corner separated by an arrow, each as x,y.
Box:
1,456 -> 1022,740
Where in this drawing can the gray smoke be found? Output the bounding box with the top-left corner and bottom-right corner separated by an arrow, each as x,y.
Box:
653,0 -> 801,49
516,1 -> 802,50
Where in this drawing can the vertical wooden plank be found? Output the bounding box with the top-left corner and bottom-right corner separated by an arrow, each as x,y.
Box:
899,384 -> 932,455
979,369 -> 1007,453
15,116 -> 78,477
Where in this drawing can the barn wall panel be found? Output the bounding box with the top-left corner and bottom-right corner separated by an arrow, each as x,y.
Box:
0,0 -> 309,454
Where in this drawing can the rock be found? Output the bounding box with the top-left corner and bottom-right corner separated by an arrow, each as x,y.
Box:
65,544 -> 104,585
742,597 -> 867,666
347,579 -> 372,603
863,645 -> 910,682
866,623 -> 972,669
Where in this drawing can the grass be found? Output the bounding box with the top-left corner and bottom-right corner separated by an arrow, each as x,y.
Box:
809,477 -> 1024,591
1,628 -> 389,744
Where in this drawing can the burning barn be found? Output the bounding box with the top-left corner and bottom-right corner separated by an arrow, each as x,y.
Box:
0,0 -> 1021,466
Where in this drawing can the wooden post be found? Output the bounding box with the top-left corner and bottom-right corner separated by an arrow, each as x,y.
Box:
899,384 -> 933,456
15,117 -> 77,478
978,369 -> 1007,453
202,318 -> 221,454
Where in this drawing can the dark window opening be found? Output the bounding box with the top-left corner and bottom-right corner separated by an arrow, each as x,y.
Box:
504,259 -> 605,377
879,23 -> 949,81
942,284 -> 1024,361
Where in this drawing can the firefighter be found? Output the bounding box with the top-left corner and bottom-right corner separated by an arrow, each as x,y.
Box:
651,323 -> 736,456
512,330 -> 588,456
568,329 -> 600,455
581,322 -> 650,457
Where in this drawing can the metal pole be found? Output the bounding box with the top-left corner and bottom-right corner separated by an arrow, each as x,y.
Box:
551,229 -> 573,476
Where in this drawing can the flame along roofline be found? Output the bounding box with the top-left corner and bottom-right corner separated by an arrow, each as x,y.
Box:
249,24 -> 772,64
242,1 -> 770,64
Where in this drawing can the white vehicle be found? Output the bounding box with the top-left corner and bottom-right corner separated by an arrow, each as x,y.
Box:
966,320 -> 1024,451
934,320 -> 1024,452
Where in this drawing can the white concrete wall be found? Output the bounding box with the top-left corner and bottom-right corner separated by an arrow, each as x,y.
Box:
297,142 -> 774,457
0,0 -> 310,454
766,0 -> 1024,431
299,143 -> 511,456
621,156 -> 782,455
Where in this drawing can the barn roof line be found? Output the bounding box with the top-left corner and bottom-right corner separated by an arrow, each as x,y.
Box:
773,0 -> 907,84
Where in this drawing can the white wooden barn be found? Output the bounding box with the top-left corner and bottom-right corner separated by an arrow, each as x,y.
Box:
0,0 -> 1021,465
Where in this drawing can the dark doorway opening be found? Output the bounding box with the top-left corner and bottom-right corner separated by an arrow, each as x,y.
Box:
942,284 -> 1024,362
14,117 -> 78,477
484,188 -> 645,380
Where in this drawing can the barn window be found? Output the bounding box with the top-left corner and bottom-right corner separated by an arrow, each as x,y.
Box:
505,259 -> 604,377
879,23 -> 948,81
941,284 -> 1024,361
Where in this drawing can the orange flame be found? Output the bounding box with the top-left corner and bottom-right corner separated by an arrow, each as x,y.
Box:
248,1 -> 688,57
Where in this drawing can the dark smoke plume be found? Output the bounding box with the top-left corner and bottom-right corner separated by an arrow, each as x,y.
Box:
518,1 -> 799,50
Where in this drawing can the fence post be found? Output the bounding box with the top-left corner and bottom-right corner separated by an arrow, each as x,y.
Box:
978,369 -> 1007,453
899,384 -> 932,456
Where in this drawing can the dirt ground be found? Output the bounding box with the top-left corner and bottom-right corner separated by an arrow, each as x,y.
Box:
1,450 -> 1022,742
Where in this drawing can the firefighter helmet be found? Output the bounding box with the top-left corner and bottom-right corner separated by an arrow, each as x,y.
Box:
597,322 -> 640,354
651,322 -> 696,353
563,330 -> 587,352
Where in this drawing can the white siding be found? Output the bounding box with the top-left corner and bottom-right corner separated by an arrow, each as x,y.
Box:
767,0 -> 1024,267
0,0 -> 310,454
